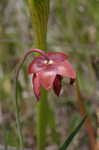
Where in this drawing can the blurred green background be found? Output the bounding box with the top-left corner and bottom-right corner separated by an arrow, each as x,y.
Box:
0,0 -> 98,150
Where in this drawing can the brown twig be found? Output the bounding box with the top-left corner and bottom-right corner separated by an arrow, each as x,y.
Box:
75,80 -> 97,150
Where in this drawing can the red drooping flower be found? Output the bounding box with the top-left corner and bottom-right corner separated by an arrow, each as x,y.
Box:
28,49 -> 76,100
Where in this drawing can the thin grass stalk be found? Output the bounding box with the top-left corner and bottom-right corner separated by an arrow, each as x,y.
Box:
15,57 -> 26,150
15,80 -> 24,150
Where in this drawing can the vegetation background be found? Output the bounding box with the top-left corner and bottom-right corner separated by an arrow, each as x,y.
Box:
0,0 -> 98,150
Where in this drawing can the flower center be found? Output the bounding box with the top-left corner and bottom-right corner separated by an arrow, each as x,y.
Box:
44,60 -> 54,64
44,60 -> 48,64
48,60 -> 54,64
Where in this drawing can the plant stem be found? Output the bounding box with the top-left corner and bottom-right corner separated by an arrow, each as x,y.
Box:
36,89 -> 48,150
28,0 -> 50,150
15,81 -> 24,150
75,80 -> 96,150
28,0 -> 49,50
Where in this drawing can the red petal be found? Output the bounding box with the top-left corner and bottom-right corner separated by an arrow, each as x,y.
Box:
38,70 -> 56,89
53,75 -> 62,96
46,52 -> 68,62
70,78 -> 75,85
55,61 -> 76,79
32,73 -> 40,100
28,56 -> 46,74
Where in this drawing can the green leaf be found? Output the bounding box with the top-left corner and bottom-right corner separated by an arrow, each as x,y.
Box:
59,115 -> 87,150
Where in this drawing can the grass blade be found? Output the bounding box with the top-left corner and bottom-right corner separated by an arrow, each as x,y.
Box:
59,115 -> 87,150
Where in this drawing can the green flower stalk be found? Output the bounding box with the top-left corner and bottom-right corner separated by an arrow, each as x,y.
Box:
28,0 -> 50,149
28,0 -> 49,50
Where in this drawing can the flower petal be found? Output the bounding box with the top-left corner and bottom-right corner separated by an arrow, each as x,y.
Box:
55,61 -> 76,79
32,73 -> 40,100
46,52 -> 68,62
69,78 -> 76,85
28,56 -> 46,74
53,75 -> 62,96
38,70 -> 56,89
